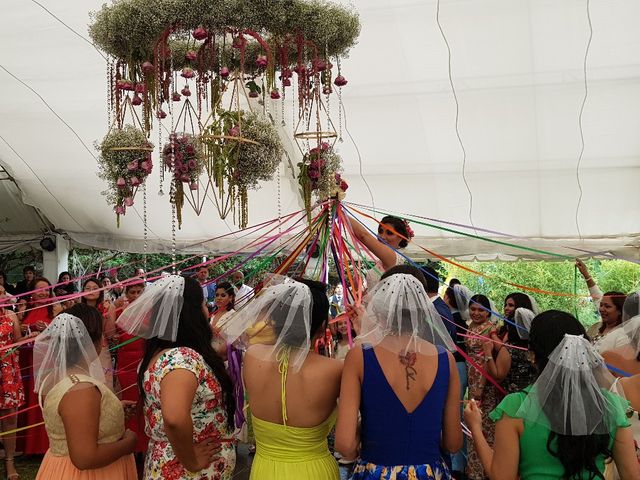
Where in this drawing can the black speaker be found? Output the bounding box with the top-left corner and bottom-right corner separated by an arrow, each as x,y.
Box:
39,237 -> 56,252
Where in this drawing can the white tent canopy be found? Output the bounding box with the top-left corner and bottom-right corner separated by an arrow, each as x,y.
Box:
0,0 -> 638,260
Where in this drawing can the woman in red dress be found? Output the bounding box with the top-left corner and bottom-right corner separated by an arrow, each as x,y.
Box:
81,278 -> 117,391
16,277 -> 61,456
115,281 -> 148,454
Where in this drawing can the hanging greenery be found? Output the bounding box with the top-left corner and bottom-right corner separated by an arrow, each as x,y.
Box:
89,0 -> 360,64
97,125 -> 154,223
202,109 -> 283,228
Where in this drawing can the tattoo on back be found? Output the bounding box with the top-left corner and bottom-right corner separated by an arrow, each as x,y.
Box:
399,351 -> 417,390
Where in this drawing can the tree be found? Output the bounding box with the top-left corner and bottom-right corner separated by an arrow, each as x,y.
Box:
444,259 -> 640,327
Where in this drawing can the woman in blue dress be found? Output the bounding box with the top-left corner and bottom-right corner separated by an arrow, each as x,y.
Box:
335,265 -> 462,480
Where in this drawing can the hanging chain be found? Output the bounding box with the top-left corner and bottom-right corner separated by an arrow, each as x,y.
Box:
157,47 -> 165,196
170,181 -> 177,273
107,59 -> 114,129
336,57 -> 343,142
281,75 -> 286,126
277,160 -> 282,238
143,182 -> 148,271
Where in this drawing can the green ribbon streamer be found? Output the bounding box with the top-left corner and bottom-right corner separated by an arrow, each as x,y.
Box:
352,204 -> 574,260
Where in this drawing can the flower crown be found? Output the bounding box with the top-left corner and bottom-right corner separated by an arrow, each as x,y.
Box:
404,220 -> 415,239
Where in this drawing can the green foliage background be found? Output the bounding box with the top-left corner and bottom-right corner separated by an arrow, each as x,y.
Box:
443,259 -> 640,327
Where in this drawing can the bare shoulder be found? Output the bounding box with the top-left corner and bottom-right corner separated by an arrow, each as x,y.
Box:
59,383 -> 101,415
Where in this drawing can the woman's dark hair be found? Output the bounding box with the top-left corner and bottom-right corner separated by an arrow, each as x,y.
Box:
504,292 -> 533,319
137,275 -> 235,430
529,310 -> 611,480
124,280 -> 144,293
502,292 -> 534,347
598,292 -> 626,334
57,271 -> 76,294
81,278 -> 104,306
216,281 -> 236,311
29,277 -> 53,318
380,215 -> 409,248
269,278 -> 329,344
381,264 -> 428,292
469,294 -> 491,319
444,279 -> 461,310
60,303 -> 104,366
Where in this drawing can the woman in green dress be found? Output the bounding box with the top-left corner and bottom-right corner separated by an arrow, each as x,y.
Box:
464,310 -> 639,480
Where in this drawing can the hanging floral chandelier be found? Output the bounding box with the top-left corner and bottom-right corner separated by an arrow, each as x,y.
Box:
90,0 -> 360,227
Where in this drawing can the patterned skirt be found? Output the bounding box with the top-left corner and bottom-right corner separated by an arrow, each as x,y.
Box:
351,459 -> 451,480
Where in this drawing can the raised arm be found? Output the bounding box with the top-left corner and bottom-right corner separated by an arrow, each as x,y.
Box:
576,259 -> 603,307
347,216 -> 398,271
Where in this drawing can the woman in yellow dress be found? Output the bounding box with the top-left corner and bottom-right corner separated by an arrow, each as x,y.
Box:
221,276 -> 343,479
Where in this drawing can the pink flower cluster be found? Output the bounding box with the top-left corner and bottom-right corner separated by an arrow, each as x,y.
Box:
114,151 -> 153,214
305,142 -> 332,189
334,173 -> 349,193
162,134 -> 200,191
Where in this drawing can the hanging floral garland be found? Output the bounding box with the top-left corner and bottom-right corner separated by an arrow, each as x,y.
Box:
90,0 -> 359,227
297,142 -> 345,216
89,0 -> 360,65
97,125 -> 153,224
202,109 -> 284,228
162,132 -> 205,228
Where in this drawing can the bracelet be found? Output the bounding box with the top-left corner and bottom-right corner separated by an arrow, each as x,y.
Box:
584,277 -> 592,282
484,356 -> 493,363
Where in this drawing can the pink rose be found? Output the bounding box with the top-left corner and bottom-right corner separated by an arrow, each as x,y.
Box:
124,197 -> 134,207
181,86 -> 191,97
181,67 -> 195,79
116,177 -> 126,188
220,66 -> 230,78
130,176 -> 141,187
141,61 -> 154,74
192,27 -> 208,40
190,182 -> 199,191
127,161 -> 138,171
185,50 -> 197,61
115,205 -> 125,215
334,75 -> 348,87
255,55 -> 268,68
171,91 -> 181,102
131,94 -> 143,106
270,89 -> 281,100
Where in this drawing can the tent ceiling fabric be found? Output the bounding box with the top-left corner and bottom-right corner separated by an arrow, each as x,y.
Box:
0,0 -> 638,259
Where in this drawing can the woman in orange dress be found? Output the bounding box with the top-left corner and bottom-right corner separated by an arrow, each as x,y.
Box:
35,304 -> 137,479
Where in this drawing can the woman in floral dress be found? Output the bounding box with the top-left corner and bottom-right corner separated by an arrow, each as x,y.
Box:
0,293 -> 30,479
117,275 -> 236,479
464,294 -> 498,480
